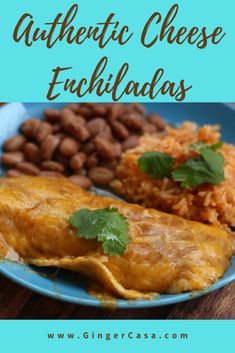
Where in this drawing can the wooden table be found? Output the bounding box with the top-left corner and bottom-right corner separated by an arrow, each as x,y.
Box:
0,274 -> 234,319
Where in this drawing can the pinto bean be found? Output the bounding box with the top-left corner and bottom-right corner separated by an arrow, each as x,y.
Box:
91,104 -> 108,116
143,123 -> 157,134
111,121 -> 130,140
87,118 -> 107,137
69,175 -> 92,189
17,162 -> 40,176
44,109 -> 61,123
113,142 -> 122,157
100,159 -> 118,170
88,167 -> 115,186
55,152 -> 71,168
4,135 -> 26,152
94,137 -> 117,161
40,171 -> 63,178
147,114 -> 166,131
64,103 -> 80,113
97,125 -> 112,141
1,152 -> 24,167
24,143 -> 41,164
122,135 -> 139,151
75,106 -> 92,118
86,153 -> 99,169
21,119 -> 41,139
108,103 -> 125,121
72,124 -> 90,141
82,141 -> 95,154
120,113 -> 145,130
41,161 -> 65,173
40,135 -> 60,161
61,108 -> 85,130
6,169 -> 24,177
70,152 -> 87,171
53,123 -> 61,133
61,109 -> 90,141
35,122 -> 53,143
59,137 -> 80,157
127,103 -> 146,115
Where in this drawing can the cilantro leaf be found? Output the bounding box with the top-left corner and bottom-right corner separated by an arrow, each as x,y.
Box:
211,141 -> 223,151
172,146 -> 224,188
138,151 -> 175,179
200,146 -> 224,183
189,140 -> 207,151
69,207 -> 130,256
189,140 -> 223,152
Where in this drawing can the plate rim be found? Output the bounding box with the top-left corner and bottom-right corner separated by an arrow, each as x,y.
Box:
0,258 -> 234,309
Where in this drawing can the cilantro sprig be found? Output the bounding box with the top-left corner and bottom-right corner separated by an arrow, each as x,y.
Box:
69,207 -> 130,257
172,146 -> 224,188
138,151 -> 174,179
137,141 -> 225,189
189,140 -> 223,152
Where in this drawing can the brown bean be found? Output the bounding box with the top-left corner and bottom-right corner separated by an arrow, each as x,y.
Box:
108,103 -> 125,121
44,109 -> 61,123
1,152 -> 24,167
61,109 -> 89,141
143,123 -> 157,134
40,135 -> 60,161
122,135 -> 139,151
92,104 -> 108,116
96,125 -> 112,141
59,137 -> 80,157
54,132 -> 65,141
82,141 -> 95,154
24,143 -> 41,164
53,123 -> 61,133
69,175 -> 92,189
40,171 -> 63,178
70,152 -> 87,171
127,103 -> 146,115
72,124 -> 90,141
61,108 -> 85,130
17,162 -> 40,176
41,161 -> 65,173
55,153 -> 70,168
64,103 -> 80,113
111,121 -> 130,140
21,119 -> 41,139
4,135 -> 26,152
94,137 -> 117,161
60,109 -> 74,131
75,106 -> 92,118
86,118 -> 107,137
86,153 -> 98,169
6,169 -> 24,177
147,114 -> 166,131
88,167 -> 115,186
113,142 -> 122,157
77,168 -> 87,176
35,122 -> 53,143
100,159 -> 118,170
120,113 -> 145,130
74,115 -> 86,126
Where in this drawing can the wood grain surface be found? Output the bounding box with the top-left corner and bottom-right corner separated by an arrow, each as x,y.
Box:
0,274 -> 234,319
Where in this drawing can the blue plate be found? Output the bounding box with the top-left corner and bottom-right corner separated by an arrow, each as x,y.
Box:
0,102 -> 234,308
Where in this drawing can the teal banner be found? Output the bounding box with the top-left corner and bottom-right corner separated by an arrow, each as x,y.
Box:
0,320 -> 233,353
0,0 -> 234,102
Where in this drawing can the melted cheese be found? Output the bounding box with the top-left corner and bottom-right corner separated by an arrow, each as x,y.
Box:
0,176 -> 233,299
